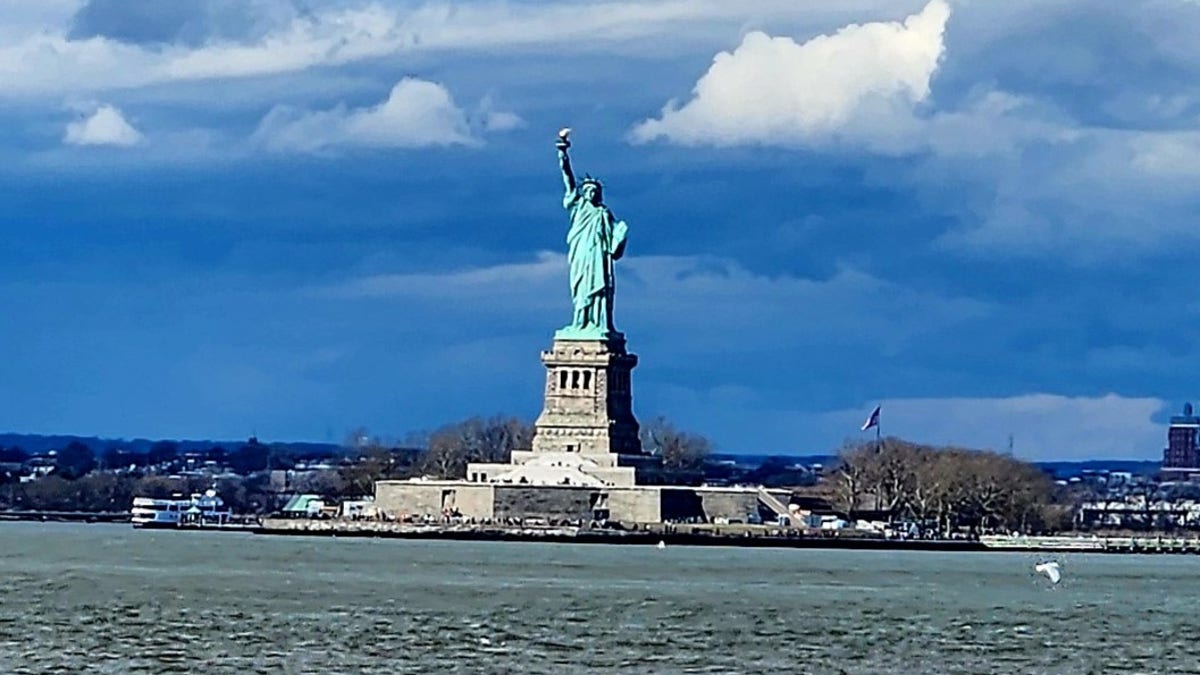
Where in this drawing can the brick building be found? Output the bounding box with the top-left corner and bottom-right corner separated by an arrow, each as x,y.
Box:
1163,402 -> 1200,474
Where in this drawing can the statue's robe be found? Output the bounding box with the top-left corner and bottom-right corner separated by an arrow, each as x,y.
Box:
564,188 -> 627,332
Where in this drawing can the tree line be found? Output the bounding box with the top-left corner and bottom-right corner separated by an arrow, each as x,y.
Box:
821,437 -> 1067,535
1,414 -> 714,514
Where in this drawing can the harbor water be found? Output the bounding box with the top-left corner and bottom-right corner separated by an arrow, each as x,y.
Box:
1,522 -> 1197,674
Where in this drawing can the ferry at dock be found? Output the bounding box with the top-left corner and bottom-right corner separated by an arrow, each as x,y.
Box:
131,489 -> 232,529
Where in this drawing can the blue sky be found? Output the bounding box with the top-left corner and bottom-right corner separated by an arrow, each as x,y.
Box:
1,0 -> 1198,460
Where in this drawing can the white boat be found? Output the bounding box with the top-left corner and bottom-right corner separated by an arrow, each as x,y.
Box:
131,489 -> 232,529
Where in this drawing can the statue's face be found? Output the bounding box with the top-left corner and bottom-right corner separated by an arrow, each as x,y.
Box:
582,183 -> 601,205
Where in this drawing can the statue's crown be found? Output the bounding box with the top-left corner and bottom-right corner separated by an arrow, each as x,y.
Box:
580,173 -> 602,189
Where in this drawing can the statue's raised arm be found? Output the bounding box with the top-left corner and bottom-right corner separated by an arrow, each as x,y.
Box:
557,127 -> 576,207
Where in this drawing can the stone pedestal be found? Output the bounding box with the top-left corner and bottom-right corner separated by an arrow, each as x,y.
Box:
532,335 -> 642,457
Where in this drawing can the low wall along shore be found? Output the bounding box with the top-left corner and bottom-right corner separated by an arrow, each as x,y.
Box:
253,519 -> 1200,553
255,517 -> 986,551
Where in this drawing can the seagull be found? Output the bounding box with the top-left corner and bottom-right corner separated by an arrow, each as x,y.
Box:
656,540 -> 666,550
1034,561 -> 1061,584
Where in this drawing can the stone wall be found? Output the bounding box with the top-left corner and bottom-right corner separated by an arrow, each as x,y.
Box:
373,482 -> 771,525
493,485 -> 595,521
698,490 -> 760,523
374,481 -> 495,520
606,487 -> 662,523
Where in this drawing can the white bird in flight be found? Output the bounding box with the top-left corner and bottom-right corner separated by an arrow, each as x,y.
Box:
1034,561 -> 1062,584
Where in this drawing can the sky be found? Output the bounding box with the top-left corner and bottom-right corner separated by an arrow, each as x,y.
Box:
1,0 -> 1199,460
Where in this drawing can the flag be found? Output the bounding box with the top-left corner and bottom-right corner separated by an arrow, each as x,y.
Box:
860,405 -> 880,431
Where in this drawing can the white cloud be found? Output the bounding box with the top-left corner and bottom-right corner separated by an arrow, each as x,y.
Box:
253,78 -> 480,152
325,251 -> 563,303
63,104 -> 142,147
631,0 -> 950,146
1130,131 -> 1200,178
483,110 -> 525,133
475,92 -> 526,133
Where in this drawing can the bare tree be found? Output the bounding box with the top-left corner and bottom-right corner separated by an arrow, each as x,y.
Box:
909,446 -> 958,534
821,439 -> 1057,536
870,438 -> 919,516
640,416 -> 712,474
419,416 -> 533,479
830,441 -> 873,516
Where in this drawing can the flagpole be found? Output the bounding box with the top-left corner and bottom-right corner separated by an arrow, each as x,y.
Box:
876,412 -> 886,522
861,405 -> 881,449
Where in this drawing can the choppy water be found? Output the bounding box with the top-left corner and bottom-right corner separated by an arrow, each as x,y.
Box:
0,523 -> 1197,674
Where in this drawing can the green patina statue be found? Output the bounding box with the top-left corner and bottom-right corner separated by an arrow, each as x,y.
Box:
554,128 -> 628,340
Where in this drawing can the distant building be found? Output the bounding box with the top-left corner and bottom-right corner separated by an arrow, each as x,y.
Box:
1163,402 -> 1200,475
1075,497 -> 1199,530
280,494 -> 328,518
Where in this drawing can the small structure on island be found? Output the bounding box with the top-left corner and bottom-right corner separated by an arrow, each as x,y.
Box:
280,494 -> 328,518
375,130 -> 792,526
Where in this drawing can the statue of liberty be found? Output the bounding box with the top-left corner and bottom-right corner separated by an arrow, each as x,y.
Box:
555,128 -> 628,340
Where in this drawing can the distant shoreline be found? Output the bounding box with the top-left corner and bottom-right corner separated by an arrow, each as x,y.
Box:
0,510 -> 129,524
